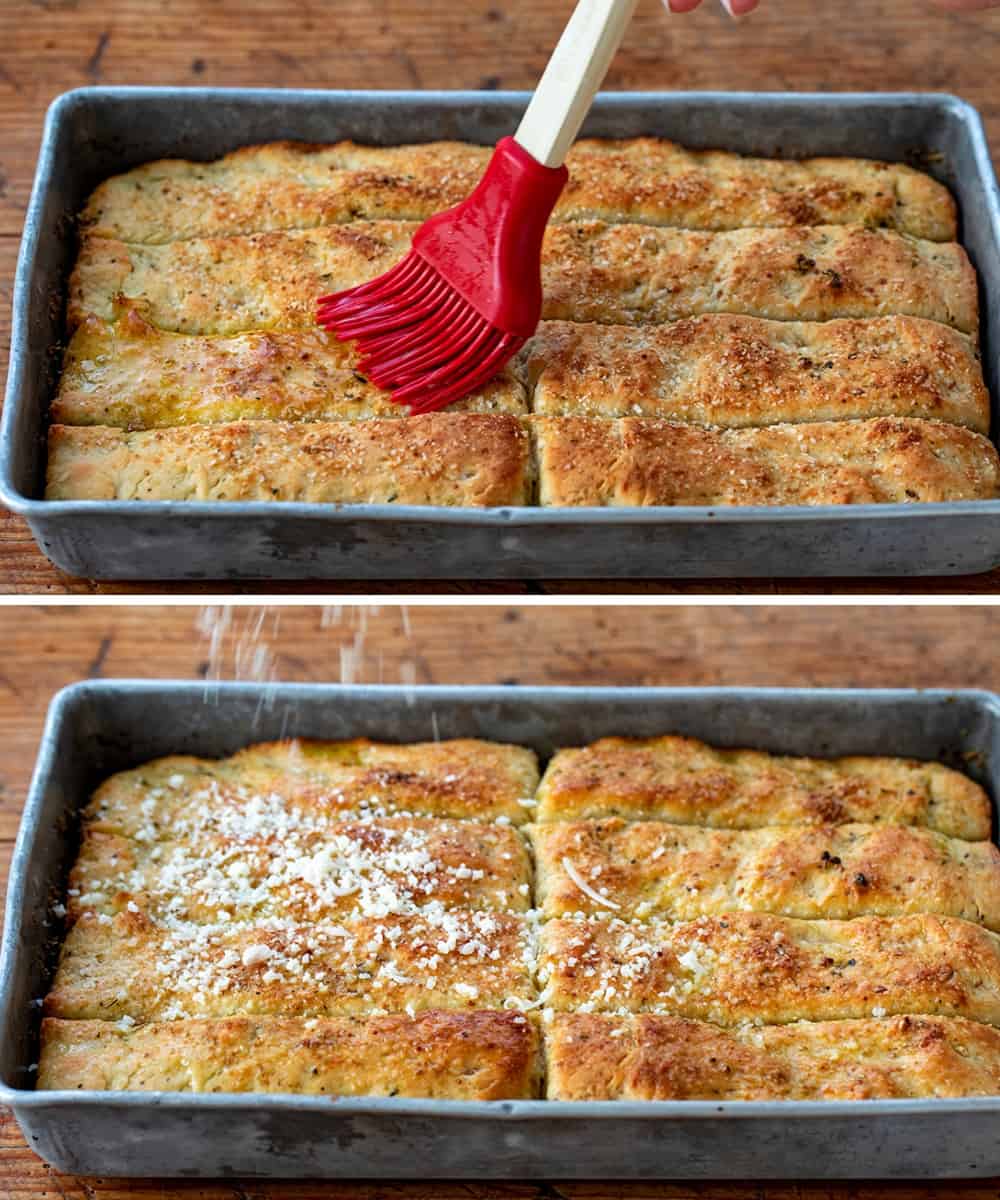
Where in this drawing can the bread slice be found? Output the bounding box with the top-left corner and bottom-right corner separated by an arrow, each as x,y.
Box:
84,738 -> 540,832
545,1012 -> 1000,1100
539,913 -> 1000,1025
53,308 -> 527,429
529,818 -> 1000,928
45,415 -> 531,506
80,138 -> 956,243
46,909 -> 536,1022
69,817 -> 533,925
532,416 -> 1000,507
521,316 -> 988,432
38,1010 -> 541,1098
535,733 -> 991,838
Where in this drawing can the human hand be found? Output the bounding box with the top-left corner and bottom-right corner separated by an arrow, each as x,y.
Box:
662,0 -> 999,13
662,0 -> 758,13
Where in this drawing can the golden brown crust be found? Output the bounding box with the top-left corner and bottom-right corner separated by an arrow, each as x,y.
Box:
536,733 -> 991,838
545,1013 -> 1000,1100
68,225 -> 414,334
38,1010 -> 541,1098
539,913 -> 1000,1026
69,222 -> 977,337
541,223 -> 977,334
46,909 -> 535,1022
84,738 -> 540,832
529,819 -> 1000,928
81,141 -> 494,243
45,415 -> 531,506
54,308 -> 526,429
80,138 -> 956,243
521,316 -> 988,432
532,416 -> 1000,507
69,817 -> 533,925
558,140 -> 956,242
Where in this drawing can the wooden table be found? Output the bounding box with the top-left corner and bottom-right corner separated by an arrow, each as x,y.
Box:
3,0 -> 1000,592
2,602 -> 1000,1195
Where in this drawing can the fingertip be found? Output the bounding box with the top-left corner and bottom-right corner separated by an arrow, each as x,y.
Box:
721,0 -> 759,15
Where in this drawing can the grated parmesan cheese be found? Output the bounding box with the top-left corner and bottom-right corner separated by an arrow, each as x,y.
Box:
242,943 -> 273,967
562,857 -> 620,911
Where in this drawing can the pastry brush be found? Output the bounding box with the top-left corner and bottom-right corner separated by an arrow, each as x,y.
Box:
316,0 -> 640,414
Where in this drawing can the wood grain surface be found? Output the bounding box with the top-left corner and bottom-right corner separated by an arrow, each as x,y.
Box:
1,601 -> 1000,1193
3,0 -> 1000,592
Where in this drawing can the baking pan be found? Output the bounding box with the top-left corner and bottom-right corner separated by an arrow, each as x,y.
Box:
3,681 -> 1000,1179
3,88 -> 1000,580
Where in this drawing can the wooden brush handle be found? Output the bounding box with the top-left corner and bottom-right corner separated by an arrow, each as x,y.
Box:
514,0 -> 641,168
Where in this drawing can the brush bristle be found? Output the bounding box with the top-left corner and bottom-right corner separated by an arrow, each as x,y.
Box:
317,252 -> 523,414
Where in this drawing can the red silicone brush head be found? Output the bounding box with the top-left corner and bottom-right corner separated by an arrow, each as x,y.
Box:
317,137 -> 568,415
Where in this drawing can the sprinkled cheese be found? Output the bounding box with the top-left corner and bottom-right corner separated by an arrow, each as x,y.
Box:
562,856 -> 620,911
241,943 -> 273,967
677,948 -> 705,976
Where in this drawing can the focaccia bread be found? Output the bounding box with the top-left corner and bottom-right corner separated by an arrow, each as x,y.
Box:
53,308 -> 528,429
521,316 -> 989,432
545,1013 -> 1000,1100
529,818 -> 1000,927
51,138 -> 983,521
535,733 -> 991,838
69,222 -> 977,337
84,737 -> 541,833
69,817 -> 533,925
38,1010 -> 541,1098
46,909 -> 536,1022
80,138 -> 956,243
532,416 -> 1000,507
539,913 -> 1000,1026
39,727 -> 1000,1104
45,415 -> 531,505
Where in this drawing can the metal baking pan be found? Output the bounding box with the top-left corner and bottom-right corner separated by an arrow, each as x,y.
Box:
2,88 -> 1000,580
3,681 -> 1000,1179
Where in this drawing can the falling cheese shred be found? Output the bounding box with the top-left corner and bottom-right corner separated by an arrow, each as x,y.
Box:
562,856 -> 620,911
